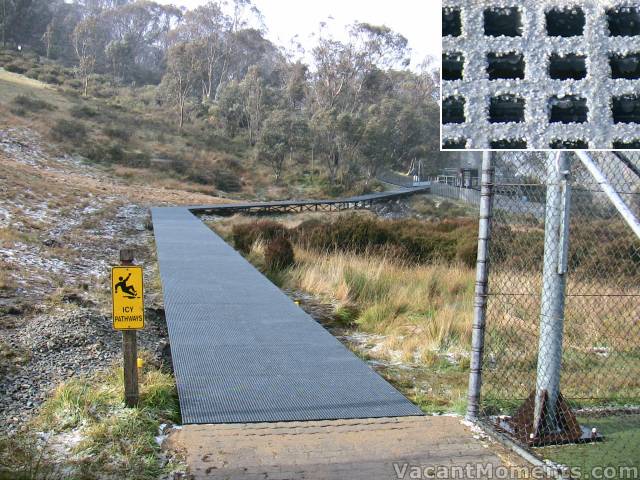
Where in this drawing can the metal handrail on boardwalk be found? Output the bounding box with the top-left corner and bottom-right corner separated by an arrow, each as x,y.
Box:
187,185 -> 431,215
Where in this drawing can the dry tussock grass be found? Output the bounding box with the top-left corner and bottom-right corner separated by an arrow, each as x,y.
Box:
0,263 -> 16,291
276,244 -> 638,372
284,248 -> 475,363
488,269 -> 640,352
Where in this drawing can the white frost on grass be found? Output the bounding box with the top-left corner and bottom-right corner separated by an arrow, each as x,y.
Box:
0,128 -> 50,168
0,243 -> 67,274
21,202 -> 50,223
0,207 -> 10,228
442,0 -> 640,149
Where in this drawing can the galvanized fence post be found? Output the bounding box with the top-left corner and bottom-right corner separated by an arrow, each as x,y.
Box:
534,151 -> 571,433
466,151 -> 494,421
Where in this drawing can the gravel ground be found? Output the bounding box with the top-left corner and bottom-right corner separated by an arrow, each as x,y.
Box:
0,305 -> 171,435
0,127 -> 170,435
370,199 -> 415,218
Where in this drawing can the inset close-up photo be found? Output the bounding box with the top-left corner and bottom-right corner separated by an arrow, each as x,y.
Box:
441,0 -> 640,150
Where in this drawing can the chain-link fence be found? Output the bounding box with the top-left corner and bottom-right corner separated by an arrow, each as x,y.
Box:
468,151 -> 640,477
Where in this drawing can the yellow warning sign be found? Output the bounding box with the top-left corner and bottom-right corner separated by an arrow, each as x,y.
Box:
111,266 -> 144,330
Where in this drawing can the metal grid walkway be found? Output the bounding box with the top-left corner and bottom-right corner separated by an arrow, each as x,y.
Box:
152,204 -> 423,424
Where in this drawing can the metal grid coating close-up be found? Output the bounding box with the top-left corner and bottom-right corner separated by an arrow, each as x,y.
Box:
151,207 -> 423,424
442,0 -> 640,150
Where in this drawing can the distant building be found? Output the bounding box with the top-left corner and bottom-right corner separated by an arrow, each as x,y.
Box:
437,152 -> 481,188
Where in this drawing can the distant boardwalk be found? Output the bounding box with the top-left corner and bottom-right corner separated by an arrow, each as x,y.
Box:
152,205 -> 423,424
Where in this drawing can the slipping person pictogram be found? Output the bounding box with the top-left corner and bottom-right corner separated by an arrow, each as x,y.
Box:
115,273 -> 138,299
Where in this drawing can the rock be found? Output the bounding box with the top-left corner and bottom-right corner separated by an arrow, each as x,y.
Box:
42,238 -> 62,248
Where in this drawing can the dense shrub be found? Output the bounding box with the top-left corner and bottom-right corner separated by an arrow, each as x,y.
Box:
70,104 -> 98,119
231,223 -> 255,254
293,216 -> 390,252
186,168 -> 216,185
478,218 -> 639,279
103,125 -> 131,141
81,140 -> 150,167
80,141 -> 115,164
566,219 -> 639,278
38,73 -> 61,85
168,156 -> 188,175
213,169 -> 241,192
64,79 -> 83,90
50,119 -> 87,142
42,65 -> 62,76
455,237 -> 478,267
264,237 -> 295,271
232,220 -> 287,254
105,142 -> 126,163
25,68 -> 41,79
292,215 -> 478,266
12,95 -> 55,113
228,213 -> 639,273
184,153 -> 243,189
219,215 -> 476,267
126,150 -> 151,168
4,63 -> 27,74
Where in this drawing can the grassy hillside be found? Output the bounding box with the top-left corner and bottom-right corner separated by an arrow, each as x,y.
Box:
0,48 -> 398,477
0,50 -> 384,201
0,62 -> 248,197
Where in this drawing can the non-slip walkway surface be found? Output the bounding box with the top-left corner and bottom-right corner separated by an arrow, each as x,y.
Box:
152,207 -> 423,424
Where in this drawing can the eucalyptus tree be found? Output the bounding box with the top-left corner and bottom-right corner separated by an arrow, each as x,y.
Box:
280,60 -> 308,111
100,1 -> 181,83
174,1 -> 232,101
0,0 -> 55,48
309,21 -> 410,183
256,110 -> 309,182
215,80 -> 246,137
73,16 -> 106,95
239,65 -> 267,145
162,41 -> 200,129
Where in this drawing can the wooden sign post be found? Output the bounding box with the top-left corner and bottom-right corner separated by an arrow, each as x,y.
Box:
111,248 -> 144,407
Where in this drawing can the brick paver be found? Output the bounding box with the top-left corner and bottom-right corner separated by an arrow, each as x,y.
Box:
167,416 -> 530,479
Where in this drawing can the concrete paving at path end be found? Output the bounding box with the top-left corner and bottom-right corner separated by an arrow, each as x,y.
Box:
167,416 -> 532,480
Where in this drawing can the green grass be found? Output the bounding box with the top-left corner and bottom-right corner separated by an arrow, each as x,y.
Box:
537,415 -> 640,476
0,356 -> 181,480
0,69 -> 69,111
12,95 -> 56,114
381,363 -> 470,415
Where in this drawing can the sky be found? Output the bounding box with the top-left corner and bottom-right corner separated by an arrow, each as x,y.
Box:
155,0 -> 441,69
